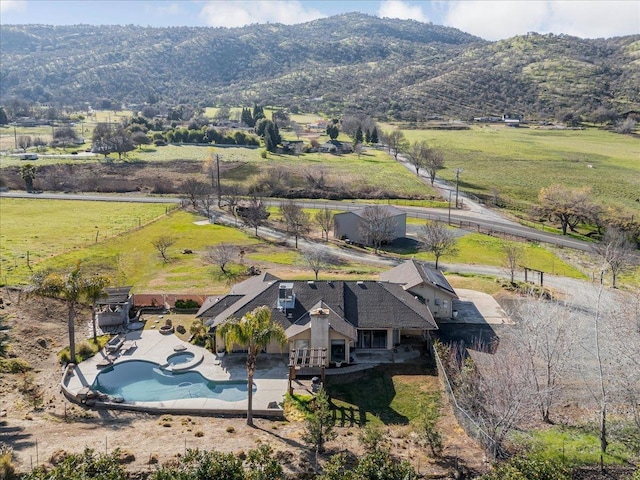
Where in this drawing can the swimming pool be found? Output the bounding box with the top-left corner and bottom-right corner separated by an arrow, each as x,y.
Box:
92,360 -> 252,403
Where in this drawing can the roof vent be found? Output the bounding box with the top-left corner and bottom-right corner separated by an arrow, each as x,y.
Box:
357,281 -> 364,285
307,281 -> 314,285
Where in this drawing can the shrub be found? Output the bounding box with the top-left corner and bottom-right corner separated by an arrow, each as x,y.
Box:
226,425 -> 235,433
479,456 -> 571,480
115,449 -> 135,464
260,149 -> 268,159
0,445 -> 16,480
174,299 -> 200,309
0,358 -> 32,373
194,430 -> 204,437
176,325 -> 186,334
77,341 -> 93,357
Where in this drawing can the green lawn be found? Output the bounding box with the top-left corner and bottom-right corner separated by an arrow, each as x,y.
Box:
399,125 -> 640,212
326,364 -> 440,426
515,425 -> 639,466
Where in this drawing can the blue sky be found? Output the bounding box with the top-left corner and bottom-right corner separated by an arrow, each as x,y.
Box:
1,0 -> 638,40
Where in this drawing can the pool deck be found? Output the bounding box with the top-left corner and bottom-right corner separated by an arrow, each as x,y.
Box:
62,330 -> 289,417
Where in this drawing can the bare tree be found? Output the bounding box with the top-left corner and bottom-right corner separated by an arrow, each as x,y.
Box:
384,130 -> 408,160
241,197 -> 269,236
198,193 -> 216,220
33,136 -> 47,152
405,140 -> 429,176
222,184 -> 242,226
302,248 -> 332,280
181,178 -> 209,209
615,290 -> 640,431
593,228 -> 637,288
358,205 -> 396,253
291,121 -> 303,139
452,342 -> 533,459
425,148 -> 445,185
17,135 -> 32,152
314,207 -> 334,241
419,220 -> 458,269
536,185 -> 597,235
508,296 -> 576,423
204,243 -> 235,274
502,243 -> 525,283
151,235 -> 175,263
280,202 -> 310,248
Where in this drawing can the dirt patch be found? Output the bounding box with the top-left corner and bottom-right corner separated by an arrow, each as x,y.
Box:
0,286 -> 488,477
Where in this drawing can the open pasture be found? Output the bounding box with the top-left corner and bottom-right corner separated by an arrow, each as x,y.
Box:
0,198 -> 170,284
401,125 -> 640,211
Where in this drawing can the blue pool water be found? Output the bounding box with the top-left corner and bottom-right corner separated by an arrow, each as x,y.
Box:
92,360 -> 252,402
166,351 -> 195,366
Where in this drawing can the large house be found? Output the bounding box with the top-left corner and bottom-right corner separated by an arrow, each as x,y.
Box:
333,205 -> 406,246
380,260 -> 458,319
196,270 -> 437,367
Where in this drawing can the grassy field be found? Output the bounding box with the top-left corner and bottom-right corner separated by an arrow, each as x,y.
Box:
397,125 -> 640,212
0,199 -> 170,282
387,232 -> 585,279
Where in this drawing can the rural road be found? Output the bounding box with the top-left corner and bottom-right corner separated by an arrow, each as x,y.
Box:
0,189 -> 594,252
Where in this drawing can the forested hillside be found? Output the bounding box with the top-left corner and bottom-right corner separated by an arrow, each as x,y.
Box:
1,13 -> 638,119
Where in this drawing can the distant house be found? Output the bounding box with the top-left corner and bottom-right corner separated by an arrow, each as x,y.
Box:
319,139 -> 353,154
333,205 -> 406,246
380,260 -> 458,319
95,287 -> 133,327
196,272 -> 437,366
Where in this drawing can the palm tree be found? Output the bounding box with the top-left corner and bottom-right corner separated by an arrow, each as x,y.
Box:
86,276 -> 111,344
218,305 -> 287,426
30,262 -> 110,364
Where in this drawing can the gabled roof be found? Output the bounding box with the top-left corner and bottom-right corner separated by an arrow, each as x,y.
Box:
334,205 -> 405,219
286,301 -> 357,340
198,276 -> 437,333
97,287 -> 132,304
380,259 -> 458,298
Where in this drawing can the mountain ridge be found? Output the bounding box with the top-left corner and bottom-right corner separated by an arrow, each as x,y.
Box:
1,13 -> 638,119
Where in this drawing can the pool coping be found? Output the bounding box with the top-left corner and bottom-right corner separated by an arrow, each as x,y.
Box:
60,330 -> 287,418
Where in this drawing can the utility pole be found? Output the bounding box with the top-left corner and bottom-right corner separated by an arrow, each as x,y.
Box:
454,168 -> 463,209
13,125 -> 17,150
448,190 -> 452,224
216,154 -> 221,208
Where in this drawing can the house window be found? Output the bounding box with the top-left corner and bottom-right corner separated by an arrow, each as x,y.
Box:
443,300 -> 448,309
357,329 -> 387,349
295,339 -> 309,355
331,339 -> 345,363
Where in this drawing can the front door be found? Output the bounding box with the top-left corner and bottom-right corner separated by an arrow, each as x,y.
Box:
331,339 -> 346,364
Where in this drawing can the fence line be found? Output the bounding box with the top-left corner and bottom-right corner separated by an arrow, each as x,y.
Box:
432,344 -> 496,458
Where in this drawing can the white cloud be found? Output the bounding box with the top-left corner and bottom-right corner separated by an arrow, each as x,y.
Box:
199,0 -> 326,28
0,0 -> 26,14
378,0 -> 430,23
442,0 -> 640,40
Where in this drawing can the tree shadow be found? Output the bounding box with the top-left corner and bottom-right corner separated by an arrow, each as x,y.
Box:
0,420 -> 34,452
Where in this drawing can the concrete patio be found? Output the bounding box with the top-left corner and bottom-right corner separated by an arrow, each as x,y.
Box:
62,330 -> 289,417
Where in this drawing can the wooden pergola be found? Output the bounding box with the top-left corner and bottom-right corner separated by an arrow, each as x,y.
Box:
288,348 -> 327,395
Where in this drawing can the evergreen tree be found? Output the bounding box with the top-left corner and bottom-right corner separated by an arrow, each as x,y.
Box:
365,128 -> 371,143
0,106 -> 8,125
355,126 -> 363,144
252,104 -> 265,124
326,124 -> 339,140
371,126 -> 379,144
